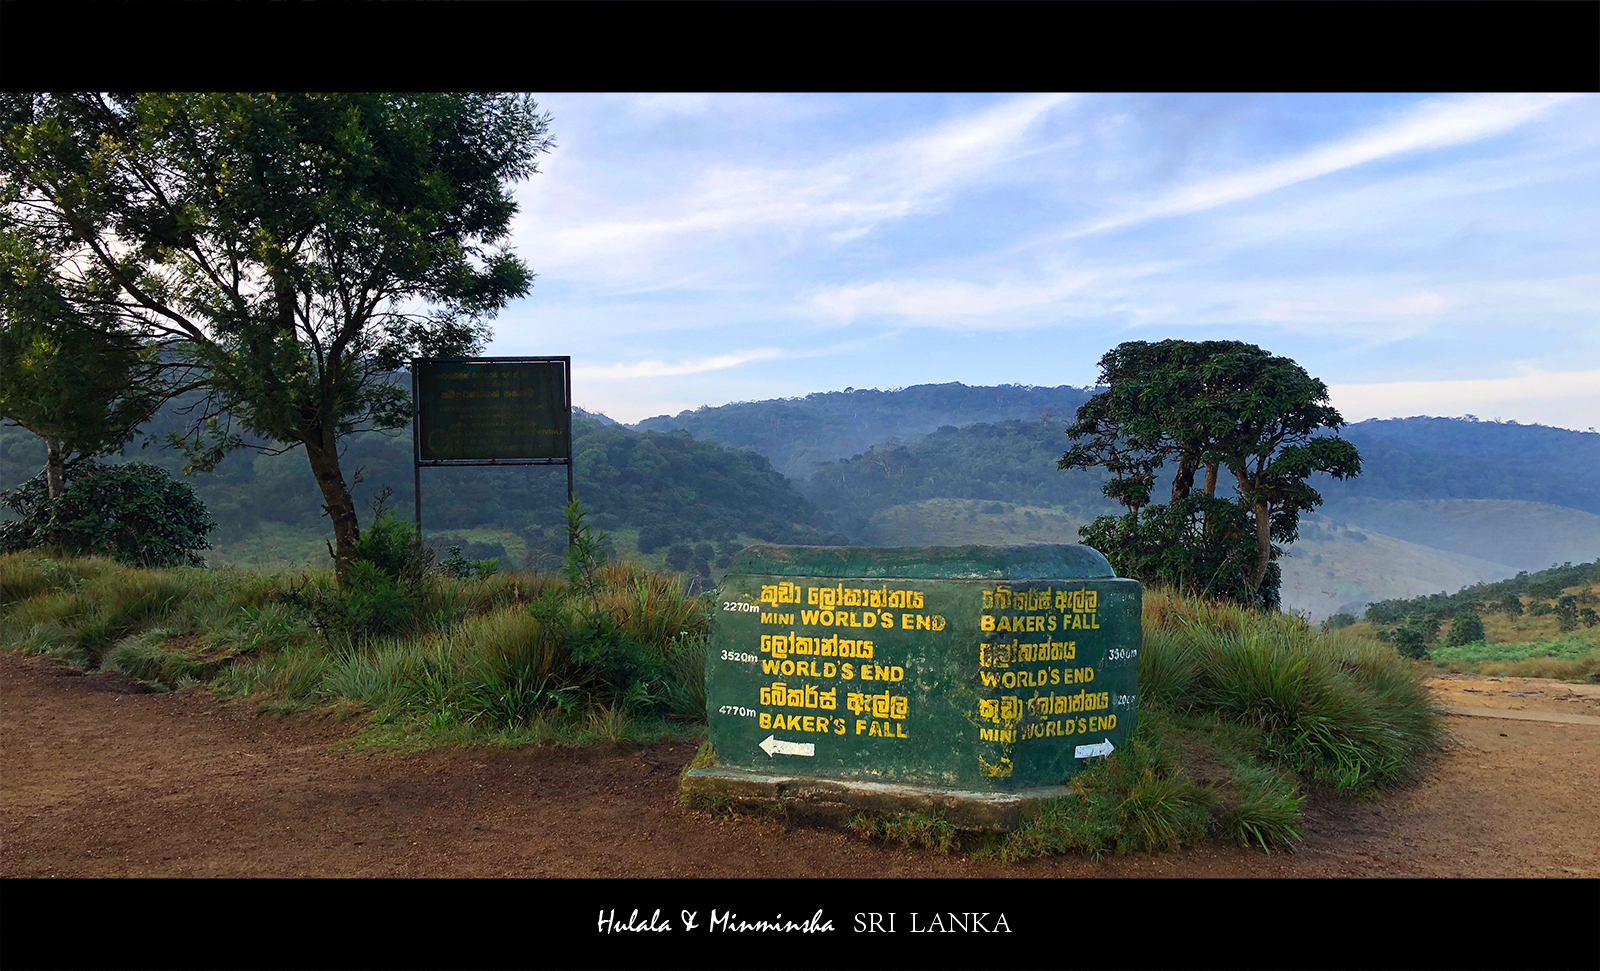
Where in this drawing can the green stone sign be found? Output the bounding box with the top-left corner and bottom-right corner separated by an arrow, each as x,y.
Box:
414,359 -> 569,463
702,544 -> 1141,793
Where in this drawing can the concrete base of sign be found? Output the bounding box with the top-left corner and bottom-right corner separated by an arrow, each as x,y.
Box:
680,767 -> 1075,833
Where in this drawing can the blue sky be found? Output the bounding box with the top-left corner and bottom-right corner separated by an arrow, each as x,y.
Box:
484,93 -> 1599,431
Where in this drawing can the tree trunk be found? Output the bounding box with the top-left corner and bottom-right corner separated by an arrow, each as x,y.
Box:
1249,500 -> 1272,589
304,434 -> 361,584
1171,453 -> 1200,502
1203,463 -> 1218,497
44,438 -> 66,500
1234,467 -> 1272,591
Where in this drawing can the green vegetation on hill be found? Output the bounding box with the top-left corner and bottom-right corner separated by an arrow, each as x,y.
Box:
800,420 -> 1116,537
858,498 -> 1089,548
1345,557 -> 1600,681
10,383 -> 1596,605
1315,498 -> 1600,572
634,382 -> 1096,481
1364,558 -> 1600,625
1321,417 -> 1600,515
3,408 -> 845,578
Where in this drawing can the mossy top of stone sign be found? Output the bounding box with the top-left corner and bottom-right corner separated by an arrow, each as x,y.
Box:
727,544 -> 1115,581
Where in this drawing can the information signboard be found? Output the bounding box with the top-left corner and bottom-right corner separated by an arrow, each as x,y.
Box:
410,356 -> 573,536
413,358 -> 570,464
704,544 -> 1140,791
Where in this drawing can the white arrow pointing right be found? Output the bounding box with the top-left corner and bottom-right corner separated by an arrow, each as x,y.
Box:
1074,738 -> 1115,759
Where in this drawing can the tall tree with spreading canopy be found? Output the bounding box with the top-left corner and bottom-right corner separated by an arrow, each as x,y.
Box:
0,221 -> 180,497
0,93 -> 554,580
1059,340 -> 1361,608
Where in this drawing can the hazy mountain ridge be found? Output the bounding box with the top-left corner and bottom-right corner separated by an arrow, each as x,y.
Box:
632,382 -> 1097,480
845,497 -> 1569,621
632,386 -> 1599,517
1320,418 -> 1600,516
1278,513 -> 1525,620
797,419 -> 1118,537
7,382 -> 1596,620
1318,498 -> 1600,573
637,390 -> 1597,619
1,409 -> 845,568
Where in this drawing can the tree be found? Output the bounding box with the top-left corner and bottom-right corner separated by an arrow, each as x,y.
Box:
1496,592 -> 1525,617
664,544 -> 694,572
1,93 -> 554,581
1445,611 -> 1485,647
1414,613 -> 1443,643
0,225 -> 179,497
1391,623 -> 1429,659
1060,340 -> 1360,607
1555,595 -> 1580,633
637,524 -> 674,555
1321,612 -> 1357,631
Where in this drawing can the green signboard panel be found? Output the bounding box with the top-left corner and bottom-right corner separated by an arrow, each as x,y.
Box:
706,545 -> 1141,791
414,359 -> 569,463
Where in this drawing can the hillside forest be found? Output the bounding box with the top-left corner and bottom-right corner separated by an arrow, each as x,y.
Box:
4,380 -> 1598,621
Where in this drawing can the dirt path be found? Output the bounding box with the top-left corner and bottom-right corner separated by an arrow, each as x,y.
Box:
3,650 -> 1598,880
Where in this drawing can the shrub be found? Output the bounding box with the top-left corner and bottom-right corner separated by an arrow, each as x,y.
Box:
1445,612 -> 1485,647
1080,496 -> 1281,611
637,524 -> 673,554
1139,587 -> 1441,792
0,461 -> 215,567
664,544 -> 693,572
1391,625 -> 1430,659
351,506 -> 433,588
1320,613 -> 1356,632
439,545 -> 500,581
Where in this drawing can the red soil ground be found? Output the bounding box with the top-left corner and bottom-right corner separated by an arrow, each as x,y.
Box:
3,650 -> 1598,881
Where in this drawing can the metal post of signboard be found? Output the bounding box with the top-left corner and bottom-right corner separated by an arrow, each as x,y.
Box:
411,363 -> 423,535
565,357 -> 575,552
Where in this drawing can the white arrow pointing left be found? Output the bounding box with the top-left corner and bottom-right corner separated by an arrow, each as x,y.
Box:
759,734 -> 815,758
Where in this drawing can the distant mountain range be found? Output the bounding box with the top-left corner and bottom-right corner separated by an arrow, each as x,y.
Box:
634,383 -> 1096,481
627,383 -> 1600,618
5,380 -> 1597,618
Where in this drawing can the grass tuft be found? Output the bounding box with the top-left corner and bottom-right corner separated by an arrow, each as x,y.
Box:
847,812 -> 960,854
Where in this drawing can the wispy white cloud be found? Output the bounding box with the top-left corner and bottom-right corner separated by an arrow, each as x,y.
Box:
515,94 -> 1077,286
492,94 -> 1599,431
797,263 -> 1597,347
575,348 -> 783,381
1072,93 -> 1585,236
1190,147 -> 1600,258
805,260 -> 1172,327
1331,366 -> 1600,430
